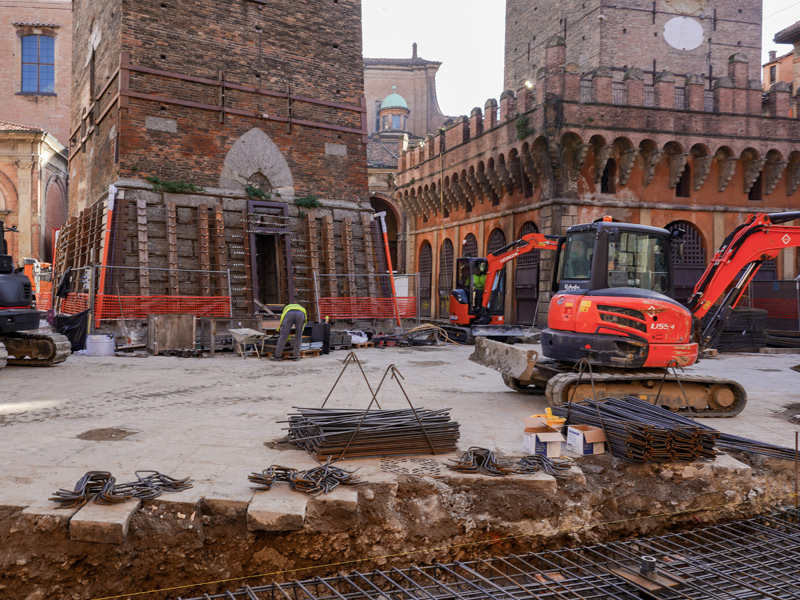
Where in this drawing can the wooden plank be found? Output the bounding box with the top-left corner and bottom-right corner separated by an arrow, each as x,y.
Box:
136,197 -> 150,295
341,217 -> 356,298
360,213 -> 379,298
110,196 -> 129,293
321,214 -> 336,297
304,213 -> 319,321
241,210 -> 253,314
166,201 -> 179,295
197,204 -> 210,295
213,205 -> 228,295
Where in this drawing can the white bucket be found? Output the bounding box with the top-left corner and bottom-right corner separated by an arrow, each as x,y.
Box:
85,334 -> 116,357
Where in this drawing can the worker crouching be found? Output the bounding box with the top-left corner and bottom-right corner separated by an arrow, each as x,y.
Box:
272,304 -> 307,361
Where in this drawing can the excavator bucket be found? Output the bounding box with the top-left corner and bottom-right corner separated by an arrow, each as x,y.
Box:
469,337 -> 539,381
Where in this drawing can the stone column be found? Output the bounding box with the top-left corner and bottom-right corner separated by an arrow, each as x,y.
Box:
16,161 -> 34,260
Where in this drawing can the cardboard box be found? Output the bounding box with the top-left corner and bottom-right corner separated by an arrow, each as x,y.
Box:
566,425 -> 607,455
523,426 -> 565,458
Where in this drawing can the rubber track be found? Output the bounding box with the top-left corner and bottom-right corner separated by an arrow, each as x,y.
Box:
2,332 -> 71,367
544,371 -> 747,417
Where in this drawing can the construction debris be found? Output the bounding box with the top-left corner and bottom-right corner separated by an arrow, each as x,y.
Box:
50,470 -> 193,508
446,447 -> 574,478
248,459 -> 361,494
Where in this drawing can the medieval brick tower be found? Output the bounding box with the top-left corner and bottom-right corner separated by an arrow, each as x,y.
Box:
505,0 -> 762,90
61,0 -> 386,322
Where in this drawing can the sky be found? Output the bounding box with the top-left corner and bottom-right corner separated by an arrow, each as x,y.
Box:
362,0 -> 800,118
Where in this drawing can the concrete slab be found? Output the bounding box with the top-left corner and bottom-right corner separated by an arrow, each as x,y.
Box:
149,482 -> 210,511
203,481 -> 255,514
69,499 -> 141,544
308,485 -> 359,513
247,485 -> 307,531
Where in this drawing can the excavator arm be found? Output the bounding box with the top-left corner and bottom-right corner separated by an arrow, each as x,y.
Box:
685,211 -> 800,347
481,233 -> 559,315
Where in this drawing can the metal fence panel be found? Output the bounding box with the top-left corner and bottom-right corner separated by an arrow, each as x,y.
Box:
749,280 -> 800,331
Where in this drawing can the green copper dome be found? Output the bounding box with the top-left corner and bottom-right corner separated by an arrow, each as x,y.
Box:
380,86 -> 408,110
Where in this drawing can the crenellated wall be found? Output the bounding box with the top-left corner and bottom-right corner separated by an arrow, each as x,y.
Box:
395,37 -> 800,327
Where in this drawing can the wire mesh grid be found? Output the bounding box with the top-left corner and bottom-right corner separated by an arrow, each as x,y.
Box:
179,509 -> 800,599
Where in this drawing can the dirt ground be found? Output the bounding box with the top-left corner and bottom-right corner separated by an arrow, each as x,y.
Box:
0,343 -> 799,599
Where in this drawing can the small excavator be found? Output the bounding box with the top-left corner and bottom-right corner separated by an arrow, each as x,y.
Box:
0,221 -> 70,369
463,211 -> 800,416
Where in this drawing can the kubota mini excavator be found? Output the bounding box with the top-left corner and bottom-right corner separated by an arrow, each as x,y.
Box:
0,221 -> 70,369
464,211 -> 800,416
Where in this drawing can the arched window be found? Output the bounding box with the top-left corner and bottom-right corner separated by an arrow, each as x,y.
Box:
22,35 -> 55,94
462,233 -> 478,257
418,242 -> 433,318
438,239 -> 454,317
666,220 -> 705,303
516,222 -> 540,325
487,228 -> 506,255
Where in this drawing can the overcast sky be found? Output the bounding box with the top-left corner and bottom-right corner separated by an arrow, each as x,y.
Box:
362,0 -> 800,118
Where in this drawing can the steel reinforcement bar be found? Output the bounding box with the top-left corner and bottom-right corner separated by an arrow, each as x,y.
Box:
179,509 -> 800,600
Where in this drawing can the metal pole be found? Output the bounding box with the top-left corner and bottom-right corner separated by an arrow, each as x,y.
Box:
88,265 -> 96,334
416,273 -> 421,325
795,431 -> 798,514
374,212 -> 402,328
227,268 -> 233,318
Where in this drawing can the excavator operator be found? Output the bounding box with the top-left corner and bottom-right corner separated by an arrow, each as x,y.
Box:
472,262 -> 487,309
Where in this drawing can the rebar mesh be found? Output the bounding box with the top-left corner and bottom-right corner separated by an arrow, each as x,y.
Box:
179,509 -> 800,599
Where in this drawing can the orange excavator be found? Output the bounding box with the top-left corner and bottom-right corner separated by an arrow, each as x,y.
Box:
462,211 -> 800,416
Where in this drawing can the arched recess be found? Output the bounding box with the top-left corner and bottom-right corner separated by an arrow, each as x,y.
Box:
370,194 -> 401,269
487,228 -> 507,254
44,174 -> 68,261
418,241 -> 433,318
666,220 -> 706,303
515,221 -> 540,325
462,233 -> 478,257
219,128 -> 295,197
438,238 -> 454,318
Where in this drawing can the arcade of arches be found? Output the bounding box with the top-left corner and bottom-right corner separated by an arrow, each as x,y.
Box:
414,218 -> 781,325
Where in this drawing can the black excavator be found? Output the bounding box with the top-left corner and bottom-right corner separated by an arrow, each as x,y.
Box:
0,221 -> 70,369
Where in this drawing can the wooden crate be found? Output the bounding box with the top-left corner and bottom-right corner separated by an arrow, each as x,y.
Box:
147,314 -> 196,355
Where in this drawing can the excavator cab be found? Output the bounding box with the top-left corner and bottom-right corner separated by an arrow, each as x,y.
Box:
554,222 -> 674,297
450,257 -> 506,325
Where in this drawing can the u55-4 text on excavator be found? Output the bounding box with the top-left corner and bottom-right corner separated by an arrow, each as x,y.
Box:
464,211 -> 800,416
0,221 -> 70,369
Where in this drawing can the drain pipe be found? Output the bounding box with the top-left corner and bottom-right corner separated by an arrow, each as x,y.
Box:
374,211 -> 402,328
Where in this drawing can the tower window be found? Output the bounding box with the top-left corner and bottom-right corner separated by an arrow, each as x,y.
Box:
21,35 -> 55,94
770,65 -> 777,84
392,115 -> 402,129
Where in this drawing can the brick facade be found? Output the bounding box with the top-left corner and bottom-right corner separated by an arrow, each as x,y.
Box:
505,0 -> 762,91
0,0 -> 72,146
60,0 -> 380,321
396,37 -> 800,327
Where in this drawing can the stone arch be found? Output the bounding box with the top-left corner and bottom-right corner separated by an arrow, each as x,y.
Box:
219,128 -> 295,197
418,241 -> 433,317
438,238 -> 455,318
44,174 -> 69,261
487,227 -> 507,254
0,170 -> 17,212
462,233 -> 478,257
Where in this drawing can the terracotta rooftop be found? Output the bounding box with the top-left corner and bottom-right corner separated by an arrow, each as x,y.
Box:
0,119 -> 42,133
367,138 -> 399,169
364,57 -> 441,67
774,20 -> 800,45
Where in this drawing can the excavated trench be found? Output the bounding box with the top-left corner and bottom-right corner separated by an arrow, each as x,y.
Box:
0,452 -> 796,600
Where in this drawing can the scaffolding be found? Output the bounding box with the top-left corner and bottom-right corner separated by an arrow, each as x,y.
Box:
180,509 -> 800,600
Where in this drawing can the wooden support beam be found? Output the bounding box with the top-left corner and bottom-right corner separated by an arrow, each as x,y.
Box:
360,212 -> 379,298
197,204 -> 210,296
136,197 -> 150,295
304,212 -> 320,321
321,214 -> 336,297
241,210 -> 254,314
213,205 -> 228,295
166,201 -> 179,295
341,217 -> 356,298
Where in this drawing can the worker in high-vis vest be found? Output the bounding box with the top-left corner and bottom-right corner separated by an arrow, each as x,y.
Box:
272,303 -> 308,361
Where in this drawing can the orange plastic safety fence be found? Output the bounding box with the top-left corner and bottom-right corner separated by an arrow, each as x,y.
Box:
317,297 -> 417,320
94,295 -> 231,320
61,293 -> 90,314
37,292 -> 53,311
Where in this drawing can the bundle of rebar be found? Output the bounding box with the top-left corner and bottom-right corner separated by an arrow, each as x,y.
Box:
50,470 -> 193,508
248,459 -> 361,495
550,397 -> 719,462
611,396 -> 799,461
447,447 -> 513,476
285,407 -> 460,460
